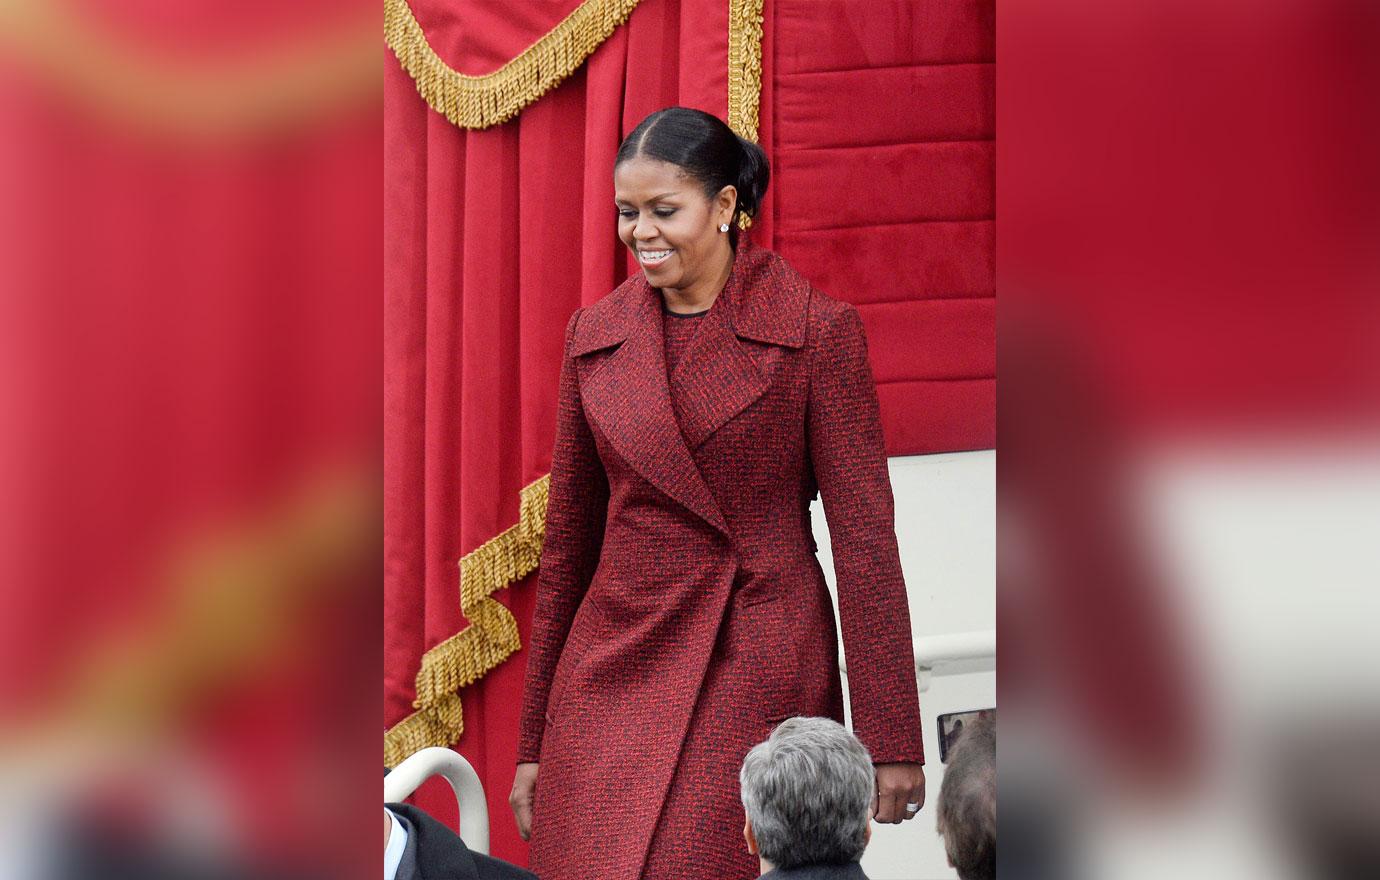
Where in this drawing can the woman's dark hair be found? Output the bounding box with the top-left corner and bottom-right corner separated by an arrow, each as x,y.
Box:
615,107 -> 770,239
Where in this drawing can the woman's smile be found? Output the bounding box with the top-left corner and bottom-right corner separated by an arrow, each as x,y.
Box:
639,248 -> 675,267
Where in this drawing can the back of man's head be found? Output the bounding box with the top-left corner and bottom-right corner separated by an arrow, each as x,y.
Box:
739,717 -> 874,870
937,716 -> 996,880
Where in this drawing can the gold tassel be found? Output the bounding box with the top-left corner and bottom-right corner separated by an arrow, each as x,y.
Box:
384,475 -> 550,768
385,0 -> 643,130
727,0 -> 765,142
727,0 -> 765,229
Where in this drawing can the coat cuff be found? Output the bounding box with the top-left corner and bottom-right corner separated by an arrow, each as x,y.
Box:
515,726 -> 544,764
854,719 -> 926,766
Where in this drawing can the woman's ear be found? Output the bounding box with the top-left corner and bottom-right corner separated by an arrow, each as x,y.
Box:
716,184 -> 738,224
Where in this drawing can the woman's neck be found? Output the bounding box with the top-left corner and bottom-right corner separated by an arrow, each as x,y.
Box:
661,241 -> 735,314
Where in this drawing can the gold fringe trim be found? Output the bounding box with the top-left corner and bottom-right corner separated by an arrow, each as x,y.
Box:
385,475 -> 551,768
727,0 -> 765,229
727,0 -> 765,142
385,0 -> 643,130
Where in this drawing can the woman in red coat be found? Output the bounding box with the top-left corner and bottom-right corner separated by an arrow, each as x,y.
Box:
509,107 -> 925,880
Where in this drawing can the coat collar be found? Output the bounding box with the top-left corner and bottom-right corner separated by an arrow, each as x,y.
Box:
570,236 -> 810,357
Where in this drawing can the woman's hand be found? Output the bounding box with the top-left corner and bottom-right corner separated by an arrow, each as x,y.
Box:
872,762 -> 926,824
510,762 -> 540,840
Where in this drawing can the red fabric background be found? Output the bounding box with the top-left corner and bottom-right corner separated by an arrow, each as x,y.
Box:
383,0 -> 994,867
406,0 -> 586,76
769,0 -> 996,454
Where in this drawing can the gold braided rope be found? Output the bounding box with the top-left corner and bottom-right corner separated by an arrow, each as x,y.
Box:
727,0 -> 765,142
727,0 -> 765,229
384,475 -> 550,768
385,0 -> 643,130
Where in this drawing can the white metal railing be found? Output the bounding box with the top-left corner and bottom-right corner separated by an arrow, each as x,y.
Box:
385,747 -> 491,855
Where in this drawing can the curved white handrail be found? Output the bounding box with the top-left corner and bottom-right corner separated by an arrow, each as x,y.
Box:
385,747 -> 490,855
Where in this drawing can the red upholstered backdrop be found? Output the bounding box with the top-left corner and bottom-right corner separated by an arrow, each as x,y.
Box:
767,0 -> 996,455
383,0 -> 994,867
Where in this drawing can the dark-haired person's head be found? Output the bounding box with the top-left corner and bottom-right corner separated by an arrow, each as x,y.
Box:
613,107 -> 770,297
739,717 -> 874,875
936,716 -> 995,880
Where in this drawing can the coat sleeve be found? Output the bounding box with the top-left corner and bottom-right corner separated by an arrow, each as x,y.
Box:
806,301 -> 925,765
516,308 -> 609,762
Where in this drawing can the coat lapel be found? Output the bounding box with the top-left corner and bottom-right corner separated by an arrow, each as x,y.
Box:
669,238 -> 809,450
577,277 -> 730,537
668,290 -> 770,450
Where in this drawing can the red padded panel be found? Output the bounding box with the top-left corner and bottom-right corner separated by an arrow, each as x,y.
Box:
859,299 -> 995,384
770,0 -> 995,454
776,64 -> 994,148
775,0 -> 995,74
778,221 -> 993,305
876,380 -> 995,455
775,141 -> 994,231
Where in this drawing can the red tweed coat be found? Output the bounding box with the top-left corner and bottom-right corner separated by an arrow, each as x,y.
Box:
517,237 -> 923,880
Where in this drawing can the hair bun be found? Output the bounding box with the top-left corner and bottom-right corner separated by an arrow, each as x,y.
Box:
734,136 -> 771,220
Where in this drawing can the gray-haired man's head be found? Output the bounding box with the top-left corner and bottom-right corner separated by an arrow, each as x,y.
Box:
937,715 -> 995,880
738,716 -> 875,871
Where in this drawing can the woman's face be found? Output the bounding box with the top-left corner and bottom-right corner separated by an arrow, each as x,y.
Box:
614,155 -> 735,294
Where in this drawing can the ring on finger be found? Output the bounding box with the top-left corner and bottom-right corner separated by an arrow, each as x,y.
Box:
905,802 -> 920,814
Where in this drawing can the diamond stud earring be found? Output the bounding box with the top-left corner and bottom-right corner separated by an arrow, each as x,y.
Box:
719,223 -> 730,233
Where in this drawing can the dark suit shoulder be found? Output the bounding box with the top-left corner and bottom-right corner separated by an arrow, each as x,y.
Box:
471,851 -> 539,880
761,861 -> 870,880
386,803 -> 537,880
